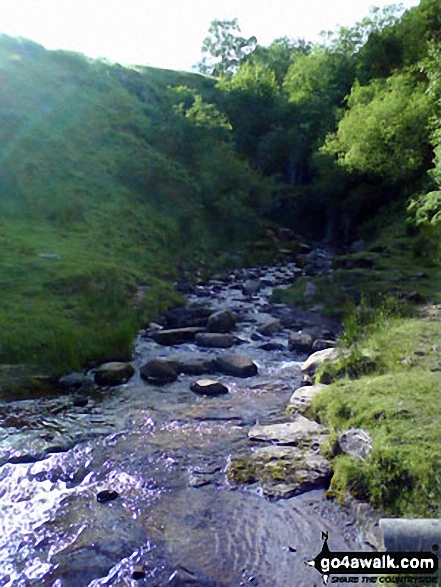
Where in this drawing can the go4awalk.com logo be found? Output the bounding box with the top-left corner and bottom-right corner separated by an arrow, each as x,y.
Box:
305,532 -> 438,585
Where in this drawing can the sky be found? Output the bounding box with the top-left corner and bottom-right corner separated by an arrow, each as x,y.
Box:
0,0 -> 420,72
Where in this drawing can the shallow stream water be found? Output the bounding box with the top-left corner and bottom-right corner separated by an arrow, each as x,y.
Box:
0,260 -> 364,586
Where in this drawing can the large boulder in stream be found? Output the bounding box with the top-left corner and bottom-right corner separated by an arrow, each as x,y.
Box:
206,310 -> 236,333
140,359 -> 179,385
94,362 -> 134,386
287,384 -> 327,414
151,327 -> 204,346
215,354 -> 258,378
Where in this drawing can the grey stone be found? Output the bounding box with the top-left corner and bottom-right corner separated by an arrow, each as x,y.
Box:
190,379 -> 229,396
195,332 -> 235,348
257,318 -> 282,336
311,338 -> 336,352
249,415 -> 326,445
206,310 -> 236,333
140,359 -> 179,385
288,331 -> 314,352
215,354 -> 258,378
338,428 -> 372,461
287,384 -> 327,414
243,279 -> 261,296
94,362 -> 134,386
301,347 -> 340,383
151,327 -> 205,346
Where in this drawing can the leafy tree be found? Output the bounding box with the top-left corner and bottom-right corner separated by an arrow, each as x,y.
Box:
249,37 -> 311,85
323,74 -> 434,185
196,18 -> 257,78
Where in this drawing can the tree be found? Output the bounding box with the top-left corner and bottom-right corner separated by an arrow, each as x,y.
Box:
196,18 -> 257,78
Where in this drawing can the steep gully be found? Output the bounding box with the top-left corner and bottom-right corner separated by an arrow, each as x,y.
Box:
0,251 -> 376,586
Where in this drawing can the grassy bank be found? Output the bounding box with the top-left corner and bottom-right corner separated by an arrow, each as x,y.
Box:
276,218 -> 441,516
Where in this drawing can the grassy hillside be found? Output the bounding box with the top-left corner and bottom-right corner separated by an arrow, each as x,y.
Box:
0,35 -> 270,383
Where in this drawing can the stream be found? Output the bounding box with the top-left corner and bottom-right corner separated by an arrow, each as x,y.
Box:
0,257 -> 367,586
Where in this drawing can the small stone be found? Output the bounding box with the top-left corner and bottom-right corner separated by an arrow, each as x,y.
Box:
190,379 -> 229,396
96,489 -> 119,503
259,342 -> 286,351
132,566 -> 146,580
206,310 -> 236,333
338,428 -> 372,461
151,327 -> 205,345
288,331 -> 314,352
257,319 -> 282,336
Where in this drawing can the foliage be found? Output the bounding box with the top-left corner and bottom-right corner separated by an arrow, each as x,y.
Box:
196,18 -> 257,77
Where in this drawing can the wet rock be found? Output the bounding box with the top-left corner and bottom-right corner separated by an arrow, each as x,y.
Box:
287,384 -> 327,414
179,358 -> 216,375
190,379 -> 229,396
288,331 -> 314,352
59,372 -> 93,390
73,396 -> 89,408
249,415 -> 326,445
206,310 -> 237,333
227,445 -> 332,498
243,279 -> 261,296
257,318 -> 282,336
151,327 -> 205,346
301,347 -> 340,384
258,342 -> 286,351
311,339 -> 336,352
215,354 -> 258,378
338,428 -> 372,461
94,362 -> 134,386
96,489 -> 119,503
132,566 -> 146,580
140,359 -> 179,385
195,332 -> 235,349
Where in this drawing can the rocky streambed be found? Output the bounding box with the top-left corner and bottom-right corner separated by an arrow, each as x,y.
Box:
0,254 -> 379,586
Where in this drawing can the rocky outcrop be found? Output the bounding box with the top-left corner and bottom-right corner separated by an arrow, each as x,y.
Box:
140,359 -> 179,385
215,354 -> 258,378
94,362 -> 134,386
190,379 -> 229,396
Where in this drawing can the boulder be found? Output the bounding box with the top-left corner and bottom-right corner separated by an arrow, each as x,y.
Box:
195,333 -> 235,349
151,327 -> 204,346
190,379 -> 229,396
288,331 -> 314,352
140,359 -> 179,385
257,318 -> 282,337
287,384 -> 327,414
215,354 -> 258,378
338,428 -> 372,461
227,445 -> 331,498
206,310 -> 236,333
162,304 -> 212,328
94,362 -> 134,386
301,347 -> 340,384
258,342 -> 286,352
178,358 -> 216,375
249,415 -> 326,445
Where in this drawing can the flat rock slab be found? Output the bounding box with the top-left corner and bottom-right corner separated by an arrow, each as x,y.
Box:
215,354 -> 258,378
287,384 -> 327,414
190,379 -> 229,396
151,327 -> 204,346
249,414 -> 326,445
94,362 -> 134,386
227,444 -> 332,499
195,333 -> 235,348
